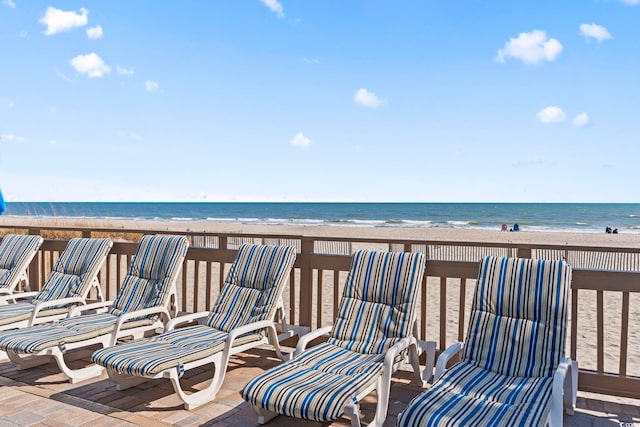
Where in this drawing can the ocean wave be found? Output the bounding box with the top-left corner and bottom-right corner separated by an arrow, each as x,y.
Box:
447,220 -> 473,226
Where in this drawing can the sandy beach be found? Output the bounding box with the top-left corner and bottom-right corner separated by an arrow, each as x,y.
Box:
2,215 -> 639,247
1,216 -> 639,379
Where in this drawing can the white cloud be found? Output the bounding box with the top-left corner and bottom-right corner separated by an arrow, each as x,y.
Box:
2,0 -> 16,8
536,106 -> 567,124
19,31 -> 28,37
496,30 -> 562,65
117,131 -> 142,141
573,113 -> 590,127
579,23 -> 612,42
55,68 -> 70,81
7,101 -> 14,108
40,7 -> 88,36
1,134 -> 25,143
70,53 -> 111,78
290,132 -> 312,148
145,81 -> 159,93
260,0 -> 284,18
513,156 -> 543,167
621,0 -> 640,5
86,25 -> 103,39
116,65 -> 134,76
354,88 -> 385,108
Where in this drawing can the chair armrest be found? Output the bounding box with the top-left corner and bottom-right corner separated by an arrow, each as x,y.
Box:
0,291 -> 39,303
295,325 -> 333,357
434,341 -> 464,381
68,300 -> 114,317
226,320 -> 276,344
30,297 -> 85,324
115,306 -> 170,329
383,337 -> 412,369
549,357 -> 578,426
165,311 -> 210,332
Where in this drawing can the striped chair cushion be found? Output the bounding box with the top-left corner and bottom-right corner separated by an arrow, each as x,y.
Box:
0,234 -> 42,289
92,324 -> 263,377
0,313 -> 153,354
241,342 -> 386,422
109,235 -> 189,317
32,238 -> 112,304
0,302 -> 67,326
397,362 -> 553,427
462,257 -> 571,378
328,250 -> 425,354
206,244 -> 296,332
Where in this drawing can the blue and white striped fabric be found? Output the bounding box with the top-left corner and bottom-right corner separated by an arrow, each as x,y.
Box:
0,234 -> 43,290
91,244 -> 296,377
242,250 -> 426,422
0,235 -> 188,354
0,237 -> 112,326
206,244 -> 297,331
397,256 -> 571,427
32,238 -> 112,304
108,235 -> 189,318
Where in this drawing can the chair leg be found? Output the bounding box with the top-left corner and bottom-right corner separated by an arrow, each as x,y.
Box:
253,405 -> 279,425
421,341 -> 436,384
266,325 -> 289,361
108,369 -> 150,391
344,403 -> 362,427
169,354 -> 226,410
6,351 -> 52,370
564,360 -> 578,415
49,347 -> 105,384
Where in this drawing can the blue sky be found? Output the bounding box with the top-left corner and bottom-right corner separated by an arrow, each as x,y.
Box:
1,0 -> 638,202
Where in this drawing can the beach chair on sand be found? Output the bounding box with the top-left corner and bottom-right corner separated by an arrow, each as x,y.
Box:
0,238 -> 112,332
242,250 -> 434,427
92,244 -> 297,409
397,256 -> 578,427
0,234 -> 44,300
0,235 -> 188,383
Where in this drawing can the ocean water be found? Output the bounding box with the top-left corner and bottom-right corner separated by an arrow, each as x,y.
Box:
3,202 -> 640,233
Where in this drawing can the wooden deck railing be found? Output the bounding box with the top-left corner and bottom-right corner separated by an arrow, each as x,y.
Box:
2,224 -> 639,399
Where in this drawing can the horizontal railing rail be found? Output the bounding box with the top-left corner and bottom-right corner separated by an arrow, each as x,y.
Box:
1,224 -> 639,399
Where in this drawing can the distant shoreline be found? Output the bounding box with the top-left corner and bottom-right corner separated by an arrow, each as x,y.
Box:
2,201 -> 639,234
1,216 -> 638,249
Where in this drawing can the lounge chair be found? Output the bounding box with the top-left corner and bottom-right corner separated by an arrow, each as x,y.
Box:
92,243 -> 297,409
0,234 -> 44,300
0,234 -> 189,383
397,256 -> 577,427
242,250 -> 433,427
0,237 -> 113,332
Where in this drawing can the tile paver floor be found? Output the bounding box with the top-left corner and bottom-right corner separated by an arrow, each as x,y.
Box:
0,345 -> 638,426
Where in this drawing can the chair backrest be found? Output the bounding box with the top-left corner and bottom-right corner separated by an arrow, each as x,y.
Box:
0,234 -> 43,290
32,238 -> 113,303
328,250 -> 426,355
207,244 -> 296,332
462,256 -> 571,378
109,235 -> 189,316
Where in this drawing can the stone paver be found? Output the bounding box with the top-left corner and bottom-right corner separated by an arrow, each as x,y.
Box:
1,347 -> 639,426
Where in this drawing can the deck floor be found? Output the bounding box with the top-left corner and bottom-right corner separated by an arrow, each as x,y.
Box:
0,345 -> 639,427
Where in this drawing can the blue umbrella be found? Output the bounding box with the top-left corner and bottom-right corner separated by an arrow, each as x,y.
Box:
0,188 -> 5,215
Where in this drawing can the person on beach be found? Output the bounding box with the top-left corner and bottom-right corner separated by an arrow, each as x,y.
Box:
0,188 -> 5,216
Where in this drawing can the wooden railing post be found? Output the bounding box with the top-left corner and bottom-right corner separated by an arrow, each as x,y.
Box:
27,228 -> 42,291
299,237 -> 314,328
82,230 -> 92,238
516,247 -> 532,258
